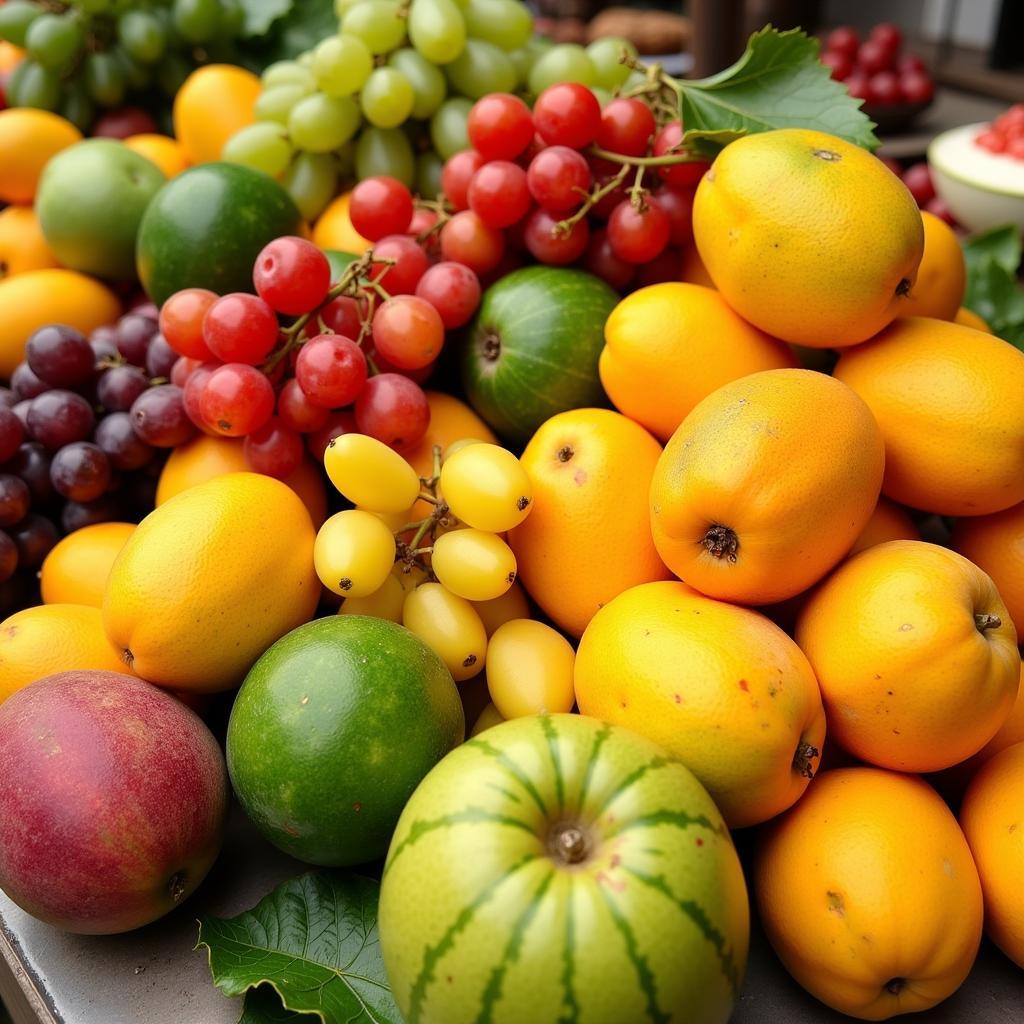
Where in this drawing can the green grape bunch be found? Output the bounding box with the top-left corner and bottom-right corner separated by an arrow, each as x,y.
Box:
0,0 -> 245,131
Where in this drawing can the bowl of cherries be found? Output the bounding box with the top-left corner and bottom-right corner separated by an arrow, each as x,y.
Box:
821,22 -> 936,133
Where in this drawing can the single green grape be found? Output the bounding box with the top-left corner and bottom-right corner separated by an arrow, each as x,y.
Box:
387,47 -> 446,119
172,0 -> 221,44
360,66 -> 415,129
340,0 -> 407,55
118,10 -> 167,64
312,34 -> 373,97
416,150 -> 444,201
333,0 -> 365,16
586,36 -> 638,90
6,59 -> 60,111
354,126 -> 414,187
444,38 -> 516,99
407,0 -> 465,65
429,96 -> 472,160
222,122 -> 294,178
25,14 -> 84,74
528,43 -> 595,94
261,60 -> 314,90
0,1 -> 42,47
282,152 -> 338,221
462,0 -> 532,52
508,35 -> 552,86
254,84 -> 309,124
84,51 -> 126,107
288,92 -> 361,153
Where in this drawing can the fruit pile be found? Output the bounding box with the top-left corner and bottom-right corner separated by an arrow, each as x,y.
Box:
822,21 -> 935,108
0,0 -> 246,129
2,21 -> 1024,1024
975,103 -> 1024,160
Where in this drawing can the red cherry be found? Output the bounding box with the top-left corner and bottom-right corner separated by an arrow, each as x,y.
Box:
856,40 -> 894,75
825,26 -> 859,58
900,72 -> 935,105
821,50 -> 853,82
869,71 -> 902,106
869,22 -> 903,55
845,73 -> 872,102
897,53 -> 926,75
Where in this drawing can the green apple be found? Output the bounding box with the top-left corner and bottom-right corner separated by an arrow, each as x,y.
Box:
36,139 -> 165,281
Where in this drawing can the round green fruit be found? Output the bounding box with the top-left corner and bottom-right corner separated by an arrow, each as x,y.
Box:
460,266 -> 617,446
379,713 -> 750,1024
36,139 -> 165,281
226,615 -> 464,867
135,162 -> 302,305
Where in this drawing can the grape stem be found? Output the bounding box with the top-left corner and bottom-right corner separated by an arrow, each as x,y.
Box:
588,146 -> 706,167
629,163 -> 647,211
554,162 -> 630,237
393,447 -> 453,578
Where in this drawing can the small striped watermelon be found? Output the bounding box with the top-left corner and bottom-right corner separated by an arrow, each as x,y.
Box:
378,713 -> 749,1024
460,267 -> 618,446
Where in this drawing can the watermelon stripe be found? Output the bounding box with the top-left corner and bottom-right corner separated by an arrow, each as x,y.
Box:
623,865 -> 742,997
477,870 -> 555,1023
595,755 -> 674,818
559,886 -> 580,1024
606,809 -> 728,841
538,716 -> 566,810
576,722 -> 613,814
384,808 -> 535,878
407,851 -> 540,1024
487,782 -> 523,805
466,737 -> 550,817
598,887 -> 672,1024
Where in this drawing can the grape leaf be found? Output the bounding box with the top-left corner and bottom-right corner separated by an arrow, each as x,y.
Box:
237,0 -> 294,38
678,26 -> 879,155
963,226 -> 1024,350
241,0 -> 338,64
240,986 -> 320,1024
197,872 -> 402,1024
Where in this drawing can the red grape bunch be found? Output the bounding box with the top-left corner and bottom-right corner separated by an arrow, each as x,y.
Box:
352,84 -> 712,295
160,231 -> 484,473
0,306 -> 193,597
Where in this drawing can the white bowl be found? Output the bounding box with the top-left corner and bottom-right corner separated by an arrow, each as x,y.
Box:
928,122 -> 1024,233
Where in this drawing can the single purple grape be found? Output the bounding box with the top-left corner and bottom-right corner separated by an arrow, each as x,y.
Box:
0,406 -> 25,462
26,325 -> 95,388
3,443 -> 55,505
116,313 -> 159,366
145,334 -> 178,379
0,530 -> 17,583
10,513 -> 58,568
130,384 -> 196,448
50,442 -> 112,503
0,474 -> 30,528
26,390 -> 95,450
11,362 -> 50,401
95,412 -> 154,471
96,365 -> 149,413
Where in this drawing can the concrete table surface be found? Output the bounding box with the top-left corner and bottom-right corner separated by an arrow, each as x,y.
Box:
0,808 -> 1021,1024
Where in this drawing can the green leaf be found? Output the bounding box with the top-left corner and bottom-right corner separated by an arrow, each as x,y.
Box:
239,0 -> 337,63
678,26 -> 879,156
197,872 -> 402,1024
963,224 -> 1022,278
240,986 -> 320,1024
237,0 -> 294,38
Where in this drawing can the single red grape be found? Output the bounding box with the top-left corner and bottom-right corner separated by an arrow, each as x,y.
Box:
439,211 -> 505,274
467,161 -> 531,229
182,362 -> 219,432
349,176 -> 414,241
50,442 -> 112,503
295,334 -> 368,409
94,412 -> 154,471
159,288 -> 217,360
467,93 -> 534,161
10,513 -> 57,568
651,187 -> 695,246
596,98 -> 656,157
522,208 -> 589,265
317,293 -> 366,340
825,26 -> 859,58
277,379 -> 329,434
0,474 -> 30,528
26,325 -> 94,388
527,146 -> 591,213
170,356 -> 201,388
533,83 -> 601,149
27,390 -> 95,450
583,228 -> 635,291
368,234 -> 429,295
131,384 -> 196,447
253,235 -> 331,315
371,352 -> 435,384
354,373 -> 430,452
372,296 -> 445,371
97,364 -> 149,412
199,363 -> 275,437
11,362 -> 50,400
0,406 -> 25,463
653,122 -> 710,188
902,162 -> 935,206
306,410 -> 356,463
415,262 -> 481,329
608,199 -> 671,264
441,149 -> 485,211
203,292 -> 280,365
116,312 -> 159,366
243,417 -> 304,479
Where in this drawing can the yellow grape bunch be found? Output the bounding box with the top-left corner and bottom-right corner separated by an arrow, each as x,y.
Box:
316,432 -> 534,681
